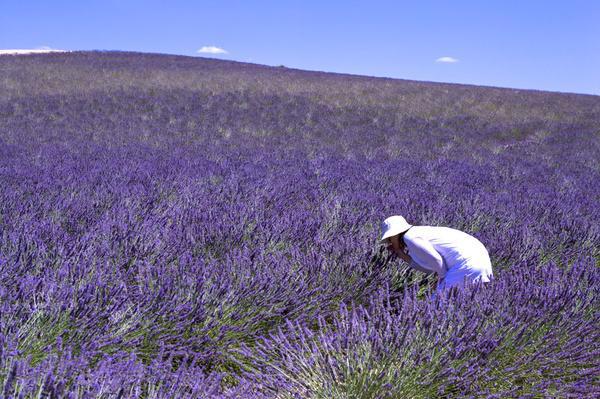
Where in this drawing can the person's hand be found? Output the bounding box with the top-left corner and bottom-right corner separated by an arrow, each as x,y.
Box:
385,236 -> 411,263
398,248 -> 411,263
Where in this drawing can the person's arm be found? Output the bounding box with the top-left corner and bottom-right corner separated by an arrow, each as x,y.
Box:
396,246 -> 434,274
405,236 -> 447,278
409,259 -> 435,274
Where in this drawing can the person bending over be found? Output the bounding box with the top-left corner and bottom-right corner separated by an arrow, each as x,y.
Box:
381,215 -> 493,297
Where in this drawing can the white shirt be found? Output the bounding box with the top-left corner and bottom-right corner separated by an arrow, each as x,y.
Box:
403,226 -> 493,284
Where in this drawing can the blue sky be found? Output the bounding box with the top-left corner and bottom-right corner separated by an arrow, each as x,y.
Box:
1,0 -> 599,95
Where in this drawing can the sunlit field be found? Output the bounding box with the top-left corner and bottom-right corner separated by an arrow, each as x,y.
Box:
1,51 -> 598,398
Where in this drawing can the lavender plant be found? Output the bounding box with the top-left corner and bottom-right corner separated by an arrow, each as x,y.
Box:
0,51 -> 598,397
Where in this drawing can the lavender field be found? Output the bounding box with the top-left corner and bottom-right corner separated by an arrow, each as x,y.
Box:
0,51 -> 599,398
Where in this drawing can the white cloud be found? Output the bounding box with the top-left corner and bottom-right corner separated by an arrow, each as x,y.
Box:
435,56 -> 459,63
197,46 -> 228,55
0,47 -> 67,55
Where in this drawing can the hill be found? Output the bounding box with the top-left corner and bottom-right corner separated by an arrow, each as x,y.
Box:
2,51 -> 599,155
0,51 -> 598,398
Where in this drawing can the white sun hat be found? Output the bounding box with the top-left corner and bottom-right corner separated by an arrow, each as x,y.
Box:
380,215 -> 412,243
